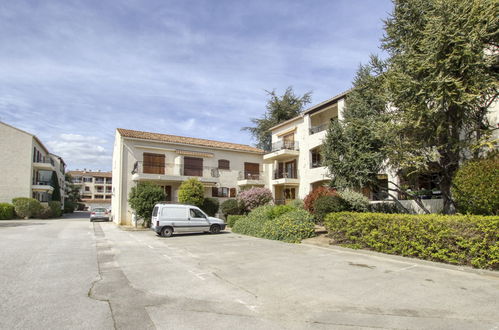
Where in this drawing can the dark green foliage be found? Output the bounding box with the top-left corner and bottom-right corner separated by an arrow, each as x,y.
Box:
38,205 -> 53,219
313,195 -> 347,223
128,182 -> 166,227
303,186 -> 337,213
48,201 -> 62,218
12,197 -> 41,219
324,212 -> 499,269
452,158 -> 499,215
227,215 -> 245,228
369,202 -> 407,214
243,87 -> 312,151
51,171 -> 61,202
65,173 -> 81,204
0,203 -> 15,220
64,200 -> 76,213
232,205 -> 315,243
220,199 -> 243,217
338,189 -> 370,212
201,197 -> 219,216
178,178 -> 204,207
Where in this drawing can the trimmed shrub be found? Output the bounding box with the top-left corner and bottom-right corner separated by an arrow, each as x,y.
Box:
64,200 -> 76,213
452,158 -> 499,215
227,215 -> 245,228
338,189 -> 370,212
38,205 -> 53,219
220,199 -> 243,217
48,201 -> 62,218
303,186 -> 337,213
237,187 -> 273,212
313,195 -> 347,223
201,197 -> 219,216
178,178 -> 204,207
288,199 -> 304,209
128,182 -> 166,227
261,209 -> 315,243
324,212 -> 499,269
12,198 -> 41,219
0,203 -> 15,220
232,205 -> 274,237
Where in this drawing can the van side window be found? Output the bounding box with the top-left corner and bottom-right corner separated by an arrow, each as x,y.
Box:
152,206 -> 159,217
190,209 -> 205,218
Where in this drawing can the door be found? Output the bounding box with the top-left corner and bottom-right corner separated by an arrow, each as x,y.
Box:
244,162 -> 260,180
285,160 -> 296,178
143,153 -> 165,174
184,157 -> 203,176
164,185 -> 172,201
189,208 -> 210,232
282,133 -> 294,149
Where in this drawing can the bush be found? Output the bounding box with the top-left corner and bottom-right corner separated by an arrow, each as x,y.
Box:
220,199 -> 243,217
201,197 -> 219,216
38,205 -> 53,219
0,203 -> 15,220
64,200 -> 76,213
128,182 -> 166,227
324,212 -> 499,269
12,198 -> 41,219
369,202 -> 406,214
178,178 -> 205,207
452,158 -> 499,215
338,189 -> 370,212
237,187 -> 273,212
227,215 -> 245,228
288,199 -> 304,209
232,205 -> 274,237
313,195 -> 347,223
261,209 -> 315,243
303,186 -> 337,213
48,201 -> 62,218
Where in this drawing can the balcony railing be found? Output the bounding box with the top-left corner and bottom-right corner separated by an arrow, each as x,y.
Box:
309,123 -> 329,135
238,171 -> 264,181
34,158 -> 55,166
273,170 -> 298,180
33,180 -> 53,186
132,161 -> 221,178
270,141 -> 299,152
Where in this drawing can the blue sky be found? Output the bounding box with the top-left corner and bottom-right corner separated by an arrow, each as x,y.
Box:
0,0 -> 393,171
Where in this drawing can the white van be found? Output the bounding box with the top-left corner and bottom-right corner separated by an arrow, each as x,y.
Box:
150,203 -> 226,237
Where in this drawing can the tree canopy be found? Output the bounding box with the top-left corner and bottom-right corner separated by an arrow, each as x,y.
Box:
244,87 -> 312,151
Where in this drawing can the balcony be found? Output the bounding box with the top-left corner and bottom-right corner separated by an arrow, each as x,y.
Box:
272,170 -> 299,185
237,171 -> 265,186
131,161 -> 220,184
32,180 -> 54,192
33,159 -> 55,171
309,123 -> 329,135
263,141 -> 299,161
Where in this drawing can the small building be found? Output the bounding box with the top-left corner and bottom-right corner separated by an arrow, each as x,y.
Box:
67,170 -> 112,210
0,121 -> 66,205
112,128 -> 265,225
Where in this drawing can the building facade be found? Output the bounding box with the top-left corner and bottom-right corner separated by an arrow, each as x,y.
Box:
67,170 -> 112,210
112,128 -> 264,225
0,121 -> 66,205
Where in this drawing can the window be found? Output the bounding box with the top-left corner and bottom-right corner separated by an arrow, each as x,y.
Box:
143,153 -> 165,174
190,208 -> 206,218
152,206 -> 159,217
230,188 -> 236,198
83,177 -> 92,182
85,187 -> 90,192
282,133 -> 295,149
218,159 -> 230,170
212,187 -> 229,197
94,195 -> 104,199
184,157 -> 203,176
244,162 -> 260,180
311,148 -> 322,168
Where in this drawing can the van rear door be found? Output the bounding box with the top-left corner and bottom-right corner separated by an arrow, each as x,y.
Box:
151,206 -> 159,229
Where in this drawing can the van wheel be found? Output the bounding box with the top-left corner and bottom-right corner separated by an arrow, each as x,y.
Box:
210,225 -> 221,234
161,227 -> 173,237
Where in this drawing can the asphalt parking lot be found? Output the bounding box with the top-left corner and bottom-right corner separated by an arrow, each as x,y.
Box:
1,213 -> 498,329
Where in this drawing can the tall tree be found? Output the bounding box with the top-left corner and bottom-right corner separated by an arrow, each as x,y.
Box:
51,171 -> 61,202
382,0 -> 498,213
244,87 -> 312,151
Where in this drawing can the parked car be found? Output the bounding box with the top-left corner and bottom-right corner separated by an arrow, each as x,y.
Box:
90,208 -> 110,222
151,203 -> 226,237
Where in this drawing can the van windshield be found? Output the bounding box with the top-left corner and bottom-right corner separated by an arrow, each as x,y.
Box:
152,206 -> 158,217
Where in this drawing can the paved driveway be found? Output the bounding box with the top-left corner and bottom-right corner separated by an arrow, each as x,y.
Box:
1,214 -> 498,329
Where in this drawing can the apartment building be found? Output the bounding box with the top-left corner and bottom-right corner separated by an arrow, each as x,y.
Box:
112,128 -> 265,225
67,170 -> 112,210
0,121 -> 66,204
263,92 -> 398,204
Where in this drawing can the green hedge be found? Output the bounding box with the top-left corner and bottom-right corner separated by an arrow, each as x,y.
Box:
48,201 -> 62,218
227,215 -> 245,228
0,203 -> 15,220
324,212 -> 499,269
12,198 -> 41,219
232,205 -> 315,243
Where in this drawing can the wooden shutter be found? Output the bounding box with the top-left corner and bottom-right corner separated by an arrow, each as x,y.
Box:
218,159 -> 230,170
143,153 -> 165,174
184,157 -> 203,176
244,162 -> 260,180
212,187 -> 218,197
230,188 -> 236,198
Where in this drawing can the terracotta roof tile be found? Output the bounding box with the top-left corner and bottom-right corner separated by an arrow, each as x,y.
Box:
117,128 -> 264,154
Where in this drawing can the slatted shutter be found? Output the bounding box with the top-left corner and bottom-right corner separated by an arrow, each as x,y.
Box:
230,188 -> 236,198
218,159 -> 230,170
244,162 -> 260,180
143,153 -> 165,174
184,157 -> 203,176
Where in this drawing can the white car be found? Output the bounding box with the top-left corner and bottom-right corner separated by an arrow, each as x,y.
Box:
150,204 -> 226,237
89,208 -> 110,222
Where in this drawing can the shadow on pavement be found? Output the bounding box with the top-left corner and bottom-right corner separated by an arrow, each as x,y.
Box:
0,222 -> 46,228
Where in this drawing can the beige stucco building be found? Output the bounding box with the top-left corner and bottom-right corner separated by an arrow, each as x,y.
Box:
112,128 -> 265,225
67,170 -> 112,210
0,121 -> 66,205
